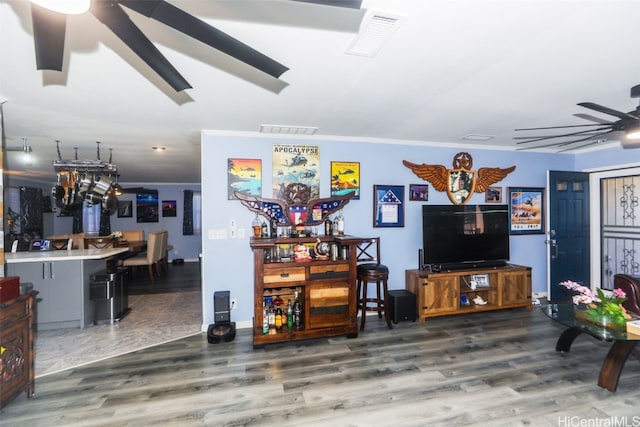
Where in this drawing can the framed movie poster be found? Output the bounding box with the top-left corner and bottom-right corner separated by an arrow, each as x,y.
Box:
508,187 -> 544,235
409,184 -> 428,201
136,191 -> 159,223
228,158 -> 261,200
373,184 -> 404,227
330,161 -> 360,199
485,186 -> 503,203
162,200 -> 177,217
117,200 -> 132,218
272,144 -> 320,199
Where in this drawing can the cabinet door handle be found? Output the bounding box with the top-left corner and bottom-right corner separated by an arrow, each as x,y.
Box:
42,263 -> 46,280
49,262 -> 54,279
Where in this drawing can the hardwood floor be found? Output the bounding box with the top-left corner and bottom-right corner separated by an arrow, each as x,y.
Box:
2,307 -> 640,426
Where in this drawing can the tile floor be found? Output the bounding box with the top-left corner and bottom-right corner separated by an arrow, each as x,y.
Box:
34,290 -> 202,377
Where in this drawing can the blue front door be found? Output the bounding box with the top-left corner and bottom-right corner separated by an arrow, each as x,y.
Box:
548,171 -> 591,302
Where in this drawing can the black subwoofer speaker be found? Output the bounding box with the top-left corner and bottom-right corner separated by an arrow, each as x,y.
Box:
387,290 -> 417,323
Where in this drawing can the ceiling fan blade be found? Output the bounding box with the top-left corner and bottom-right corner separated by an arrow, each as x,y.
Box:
514,130 -> 610,140
573,113 -> 614,124
517,129 -> 614,150
515,126 -> 611,144
31,4 -> 66,70
291,0 -> 363,8
121,187 -> 146,193
120,0 -> 289,79
90,0 -> 191,91
515,123 -> 610,131
557,139 -> 612,153
578,102 -> 639,121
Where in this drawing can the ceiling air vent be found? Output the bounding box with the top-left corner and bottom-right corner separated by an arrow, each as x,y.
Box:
346,10 -> 406,57
260,125 -> 318,135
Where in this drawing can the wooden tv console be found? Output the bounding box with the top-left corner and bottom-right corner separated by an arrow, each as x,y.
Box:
405,264 -> 531,322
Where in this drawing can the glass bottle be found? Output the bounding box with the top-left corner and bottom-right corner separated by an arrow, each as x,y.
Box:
262,302 -> 269,335
287,299 -> 293,329
275,306 -> 283,330
252,214 -> 262,238
270,217 -> 278,238
268,305 -> 276,332
324,213 -> 333,236
336,209 -> 345,236
293,291 -> 302,330
261,220 -> 268,238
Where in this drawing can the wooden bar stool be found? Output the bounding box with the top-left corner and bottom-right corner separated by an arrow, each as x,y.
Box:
356,237 -> 392,330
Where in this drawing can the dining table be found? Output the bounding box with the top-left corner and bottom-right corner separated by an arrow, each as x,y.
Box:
114,239 -> 147,255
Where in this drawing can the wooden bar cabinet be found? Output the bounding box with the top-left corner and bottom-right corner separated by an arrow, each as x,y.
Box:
250,235 -> 361,348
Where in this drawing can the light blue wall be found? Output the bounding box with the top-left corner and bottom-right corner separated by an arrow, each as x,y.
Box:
201,132 -> 576,328
574,144 -> 639,171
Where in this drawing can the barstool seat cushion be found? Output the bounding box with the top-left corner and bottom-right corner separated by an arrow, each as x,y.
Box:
357,263 -> 389,273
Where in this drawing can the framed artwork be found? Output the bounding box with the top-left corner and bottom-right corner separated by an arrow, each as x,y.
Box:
228,158 -> 261,200
162,200 -> 177,217
485,186 -> 503,203
136,191 -> 159,223
330,161 -> 360,199
272,144 -> 320,199
117,201 -> 132,218
373,184 -> 404,227
409,184 -> 428,201
508,187 -> 545,235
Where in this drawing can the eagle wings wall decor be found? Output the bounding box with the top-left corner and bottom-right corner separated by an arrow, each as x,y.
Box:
403,152 -> 515,205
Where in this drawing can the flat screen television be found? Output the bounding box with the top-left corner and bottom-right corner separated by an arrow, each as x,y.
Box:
422,204 -> 510,270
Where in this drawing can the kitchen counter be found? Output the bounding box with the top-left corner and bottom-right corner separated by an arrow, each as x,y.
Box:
6,248 -> 129,329
5,248 -> 128,263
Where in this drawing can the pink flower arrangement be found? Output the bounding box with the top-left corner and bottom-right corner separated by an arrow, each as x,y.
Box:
559,280 -> 630,321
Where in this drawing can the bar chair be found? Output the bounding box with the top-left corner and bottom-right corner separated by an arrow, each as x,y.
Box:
356,237 -> 392,330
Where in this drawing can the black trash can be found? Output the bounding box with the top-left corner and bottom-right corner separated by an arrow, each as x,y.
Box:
90,267 -> 130,324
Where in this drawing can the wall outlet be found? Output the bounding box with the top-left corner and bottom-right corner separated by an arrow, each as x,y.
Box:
230,299 -> 238,310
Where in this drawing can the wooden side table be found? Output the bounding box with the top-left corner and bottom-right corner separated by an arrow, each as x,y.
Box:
0,291 -> 38,409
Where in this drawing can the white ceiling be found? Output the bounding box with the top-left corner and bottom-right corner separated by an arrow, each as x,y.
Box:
2,0 -> 640,185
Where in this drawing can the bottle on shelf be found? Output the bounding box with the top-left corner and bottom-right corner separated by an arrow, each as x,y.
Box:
252,214 -> 262,238
262,303 -> 269,335
261,220 -> 268,238
270,217 -> 278,238
275,306 -> 283,330
293,290 -> 302,330
336,209 -> 345,236
268,305 -> 276,334
286,299 -> 293,329
324,212 -> 333,236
